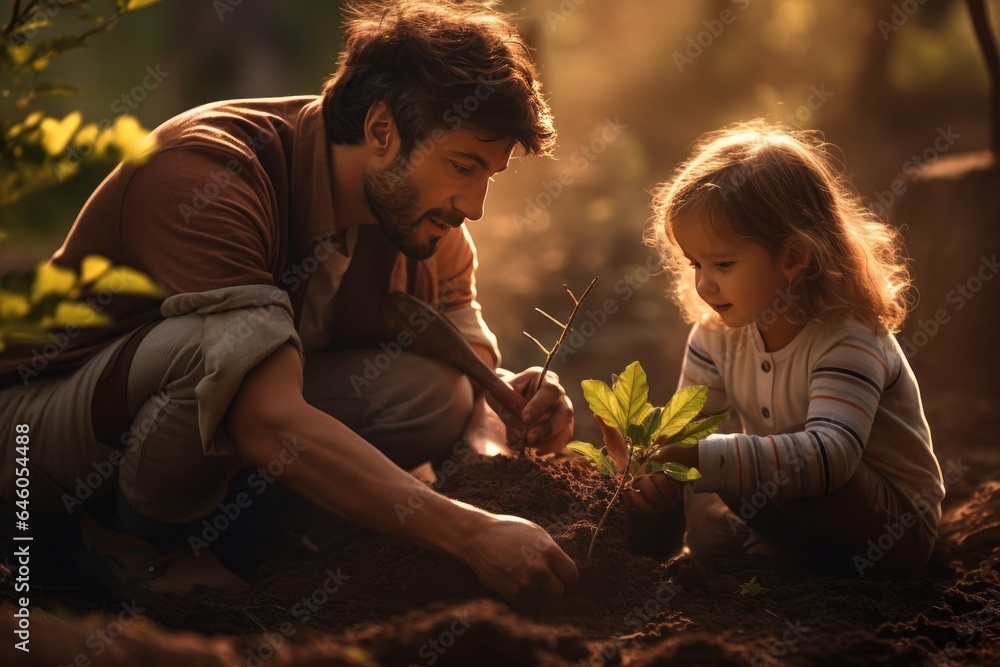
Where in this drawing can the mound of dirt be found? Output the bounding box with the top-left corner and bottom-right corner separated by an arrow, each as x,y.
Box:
3,452 -> 999,666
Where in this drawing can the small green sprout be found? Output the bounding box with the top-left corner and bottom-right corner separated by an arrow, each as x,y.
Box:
739,576 -> 765,609
568,361 -> 728,558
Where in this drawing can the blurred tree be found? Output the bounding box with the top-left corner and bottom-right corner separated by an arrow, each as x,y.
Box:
0,0 -> 159,208
1,0 -> 163,350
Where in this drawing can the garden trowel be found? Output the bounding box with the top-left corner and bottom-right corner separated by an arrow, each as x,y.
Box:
382,291 -> 528,420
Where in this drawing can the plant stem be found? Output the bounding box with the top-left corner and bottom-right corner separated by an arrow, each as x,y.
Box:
533,276 -> 598,393
587,443 -> 633,559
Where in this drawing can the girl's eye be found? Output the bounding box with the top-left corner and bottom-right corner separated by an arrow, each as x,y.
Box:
714,262 -> 734,269
451,162 -> 473,175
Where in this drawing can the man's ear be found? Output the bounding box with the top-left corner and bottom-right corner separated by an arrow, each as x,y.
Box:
363,101 -> 398,158
782,236 -> 813,282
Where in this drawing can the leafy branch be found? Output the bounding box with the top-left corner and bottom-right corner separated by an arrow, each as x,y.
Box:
0,255 -> 162,351
568,361 -> 728,558
1,0 -> 161,207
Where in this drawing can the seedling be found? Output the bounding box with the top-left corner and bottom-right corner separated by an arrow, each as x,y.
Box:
568,361 -> 728,558
739,576 -> 765,609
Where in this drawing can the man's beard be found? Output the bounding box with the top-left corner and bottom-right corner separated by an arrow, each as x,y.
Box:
363,153 -> 463,260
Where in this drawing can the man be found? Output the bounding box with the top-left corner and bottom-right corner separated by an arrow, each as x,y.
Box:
0,0 -> 578,600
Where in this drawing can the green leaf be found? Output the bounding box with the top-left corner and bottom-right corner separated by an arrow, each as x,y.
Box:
612,361 -> 654,428
631,406 -> 664,451
652,385 -> 709,443
668,411 -> 729,447
582,379 -> 624,432
661,462 -> 702,482
567,442 -> 617,477
31,262 -> 78,302
739,576 -> 764,596
91,265 -> 163,297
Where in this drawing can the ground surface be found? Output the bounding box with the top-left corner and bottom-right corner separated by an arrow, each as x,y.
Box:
2,430 -> 998,667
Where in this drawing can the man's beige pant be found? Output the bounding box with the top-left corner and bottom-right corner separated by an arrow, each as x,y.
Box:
1,314 -> 473,525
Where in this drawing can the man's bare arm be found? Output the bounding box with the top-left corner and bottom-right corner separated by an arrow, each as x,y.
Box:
224,343 -> 578,599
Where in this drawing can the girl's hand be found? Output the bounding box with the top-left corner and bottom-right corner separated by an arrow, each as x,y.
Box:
625,473 -> 683,512
594,413 -> 683,512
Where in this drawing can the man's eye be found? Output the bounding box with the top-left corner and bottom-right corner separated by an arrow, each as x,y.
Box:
451,162 -> 473,175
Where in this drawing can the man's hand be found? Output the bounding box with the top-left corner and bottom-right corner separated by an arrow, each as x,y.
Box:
497,367 -> 574,455
460,511 -> 579,599
227,344 -> 578,600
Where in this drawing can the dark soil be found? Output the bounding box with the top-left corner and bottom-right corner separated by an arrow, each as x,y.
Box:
4,445 -> 998,667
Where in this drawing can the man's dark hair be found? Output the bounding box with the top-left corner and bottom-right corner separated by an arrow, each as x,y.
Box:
322,0 -> 556,157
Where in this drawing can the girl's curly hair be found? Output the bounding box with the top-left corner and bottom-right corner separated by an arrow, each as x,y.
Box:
647,120 -> 914,333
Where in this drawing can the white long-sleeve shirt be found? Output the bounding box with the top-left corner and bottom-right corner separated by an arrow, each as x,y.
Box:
679,319 -> 945,537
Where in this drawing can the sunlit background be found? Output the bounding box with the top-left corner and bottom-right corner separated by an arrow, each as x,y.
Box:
2,0 -> 996,451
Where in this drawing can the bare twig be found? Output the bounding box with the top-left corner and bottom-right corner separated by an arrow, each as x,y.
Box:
530,276 -> 598,393
522,331 -> 551,356
3,0 -> 23,36
534,307 -> 567,329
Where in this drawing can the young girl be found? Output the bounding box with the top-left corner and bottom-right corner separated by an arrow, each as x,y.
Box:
635,121 -> 945,576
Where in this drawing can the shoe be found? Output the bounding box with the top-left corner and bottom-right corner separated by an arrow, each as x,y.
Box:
79,515 -> 248,605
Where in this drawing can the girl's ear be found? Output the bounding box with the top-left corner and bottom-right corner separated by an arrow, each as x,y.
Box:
363,101 -> 399,158
782,236 -> 813,282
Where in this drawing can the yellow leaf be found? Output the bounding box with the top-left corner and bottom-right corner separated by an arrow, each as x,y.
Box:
7,44 -> 32,67
110,115 -> 157,163
39,111 -> 82,156
92,266 -> 163,298
73,123 -> 100,151
0,291 -> 30,318
127,0 -> 161,9
32,262 -> 78,302
80,255 -> 112,284
44,301 -> 112,329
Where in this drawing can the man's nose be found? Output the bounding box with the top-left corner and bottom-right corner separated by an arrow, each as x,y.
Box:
452,177 -> 491,221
